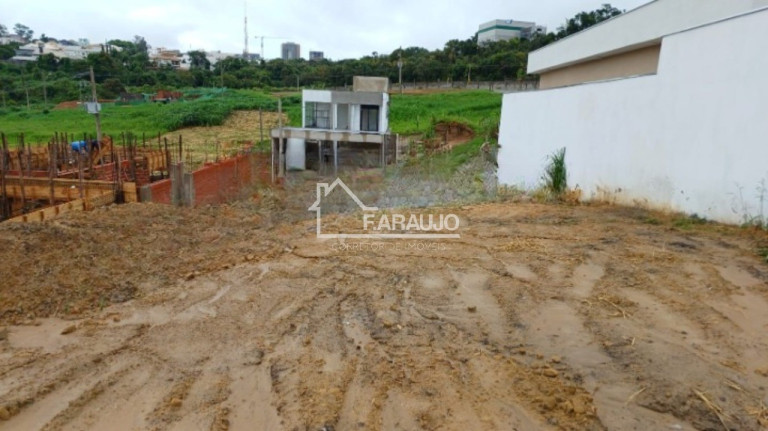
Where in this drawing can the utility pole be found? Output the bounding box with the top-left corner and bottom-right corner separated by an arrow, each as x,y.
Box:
243,1 -> 249,59
397,48 -> 403,95
42,72 -> 48,106
89,66 -> 102,146
21,69 -> 30,111
467,64 -> 472,85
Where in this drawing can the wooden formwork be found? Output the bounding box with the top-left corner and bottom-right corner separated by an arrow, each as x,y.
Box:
5,191 -> 115,223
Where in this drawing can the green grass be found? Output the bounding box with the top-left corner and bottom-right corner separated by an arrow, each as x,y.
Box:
389,90 -> 502,135
543,147 -> 568,196
673,213 -> 709,230
0,89 -> 298,144
388,91 -> 502,177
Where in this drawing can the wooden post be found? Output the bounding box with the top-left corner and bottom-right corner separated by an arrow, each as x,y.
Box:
259,108 -> 264,149
24,135 -> 31,176
130,137 -> 137,182
89,66 -> 103,146
48,143 -> 55,206
77,151 -> 85,200
88,134 -> 94,177
164,137 -> 170,179
0,133 -> 8,220
17,137 -> 27,214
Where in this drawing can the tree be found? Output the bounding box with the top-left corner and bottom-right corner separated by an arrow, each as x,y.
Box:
0,24 -> 7,37
133,36 -> 148,56
556,4 -> 622,39
13,23 -> 33,40
101,78 -> 126,98
188,50 -> 210,70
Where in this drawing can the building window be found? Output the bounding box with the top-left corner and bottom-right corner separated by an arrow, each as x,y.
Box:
305,102 -> 331,129
360,105 -> 379,132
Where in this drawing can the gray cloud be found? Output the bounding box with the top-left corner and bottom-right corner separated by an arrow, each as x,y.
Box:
1,0 -> 648,59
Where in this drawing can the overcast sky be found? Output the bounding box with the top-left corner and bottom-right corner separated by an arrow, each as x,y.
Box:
1,0 -> 649,60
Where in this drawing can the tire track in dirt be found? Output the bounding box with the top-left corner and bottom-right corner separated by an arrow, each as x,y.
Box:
2,202 -> 767,430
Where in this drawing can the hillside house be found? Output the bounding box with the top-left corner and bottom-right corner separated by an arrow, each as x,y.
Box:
270,76 -> 396,177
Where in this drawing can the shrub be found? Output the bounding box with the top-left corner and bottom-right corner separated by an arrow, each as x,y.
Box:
543,147 -> 567,196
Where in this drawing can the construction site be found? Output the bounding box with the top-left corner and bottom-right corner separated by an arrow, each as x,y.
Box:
0,81 -> 767,430
0,131 -> 271,223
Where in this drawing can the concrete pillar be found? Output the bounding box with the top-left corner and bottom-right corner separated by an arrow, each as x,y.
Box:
379,139 -> 386,169
333,141 -> 338,177
318,141 -> 323,175
278,138 -> 285,178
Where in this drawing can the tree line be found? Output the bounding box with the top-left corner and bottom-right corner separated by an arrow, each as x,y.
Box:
0,4 -> 621,109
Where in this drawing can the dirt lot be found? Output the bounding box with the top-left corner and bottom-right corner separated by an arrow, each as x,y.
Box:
1,198 -> 768,430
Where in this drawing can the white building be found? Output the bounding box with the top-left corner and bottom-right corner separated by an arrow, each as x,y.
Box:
0,35 -> 26,45
270,77 -> 395,175
10,40 -> 121,62
477,20 -> 545,44
150,48 -> 182,69
498,0 -> 768,224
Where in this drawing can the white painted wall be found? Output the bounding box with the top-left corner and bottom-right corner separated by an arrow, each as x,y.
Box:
528,0 -> 768,74
499,8 -> 768,224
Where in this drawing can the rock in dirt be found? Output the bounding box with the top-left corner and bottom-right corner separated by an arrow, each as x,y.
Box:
61,325 -> 77,335
542,368 -> 559,378
0,406 -> 10,420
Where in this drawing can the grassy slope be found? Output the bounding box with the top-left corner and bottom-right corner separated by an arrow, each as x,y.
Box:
0,89 -> 289,144
390,91 -> 501,175
389,90 -> 501,135
0,89 -> 501,176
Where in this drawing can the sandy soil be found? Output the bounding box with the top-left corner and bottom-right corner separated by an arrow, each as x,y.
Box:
1,200 -> 768,430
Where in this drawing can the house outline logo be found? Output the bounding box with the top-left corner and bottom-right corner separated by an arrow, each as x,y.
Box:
308,178 -> 461,240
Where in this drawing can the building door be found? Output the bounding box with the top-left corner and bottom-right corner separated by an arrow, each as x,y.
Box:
360,105 -> 379,132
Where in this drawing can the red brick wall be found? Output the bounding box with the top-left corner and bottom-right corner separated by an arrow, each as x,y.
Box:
91,159 -> 151,184
192,154 -> 254,206
146,178 -> 172,204
138,152 -> 271,206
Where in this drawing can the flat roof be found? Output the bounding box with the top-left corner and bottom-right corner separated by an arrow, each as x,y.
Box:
527,0 -> 768,74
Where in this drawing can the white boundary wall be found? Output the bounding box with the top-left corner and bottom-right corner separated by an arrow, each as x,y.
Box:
528,0 -> 768,74
498,8 -> 768,224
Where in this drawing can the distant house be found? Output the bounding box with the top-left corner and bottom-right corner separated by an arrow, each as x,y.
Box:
477,20 -> 546,44
150,48 -> 183,69
309,51 -> 324,61
270,76 -> 396,176
9,40 -> 121,62
0,35 -> 26,45
498,0 -> 768,224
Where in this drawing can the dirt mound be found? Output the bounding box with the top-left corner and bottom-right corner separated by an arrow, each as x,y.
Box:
423,121 -> 476,154
54,101 -> 80,110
